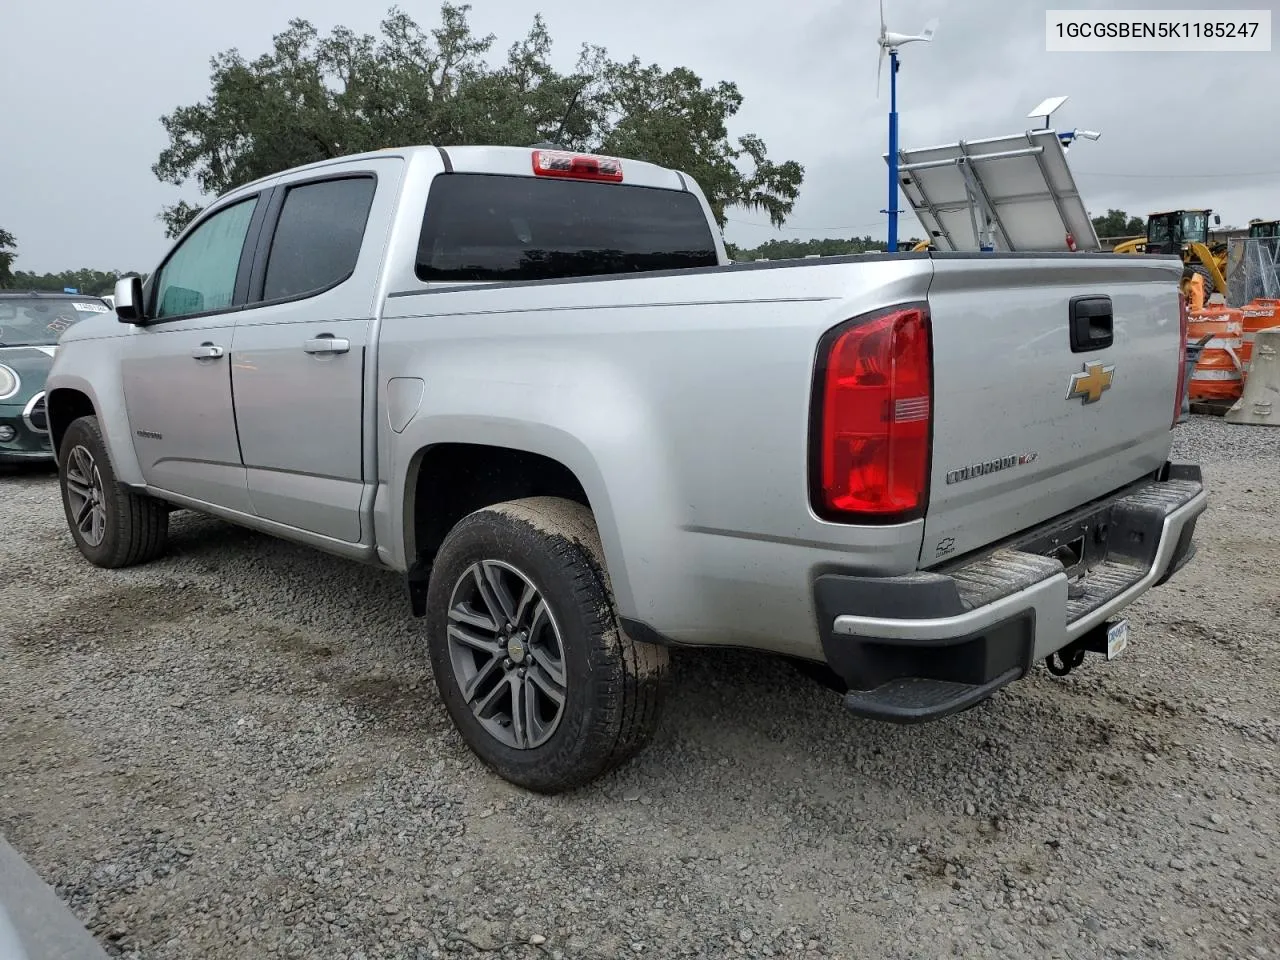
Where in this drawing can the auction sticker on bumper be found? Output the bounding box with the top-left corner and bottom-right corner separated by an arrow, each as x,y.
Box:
1106,619 -> 1130,660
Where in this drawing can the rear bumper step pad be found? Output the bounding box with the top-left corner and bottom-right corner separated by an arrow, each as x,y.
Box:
813,463 -> 1207,723
843,669 -> 1022,724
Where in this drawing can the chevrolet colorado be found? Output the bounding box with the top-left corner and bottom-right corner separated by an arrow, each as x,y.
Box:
44,145 -> 1205,792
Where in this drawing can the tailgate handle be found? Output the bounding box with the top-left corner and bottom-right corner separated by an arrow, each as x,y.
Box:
1069,296 -> 1113,353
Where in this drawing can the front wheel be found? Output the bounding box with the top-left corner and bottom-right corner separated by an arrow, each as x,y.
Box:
425,497 -> 668,793
58,415 -> 169,568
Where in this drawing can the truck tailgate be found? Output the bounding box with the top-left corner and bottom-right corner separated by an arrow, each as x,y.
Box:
919,255 -> 1185,567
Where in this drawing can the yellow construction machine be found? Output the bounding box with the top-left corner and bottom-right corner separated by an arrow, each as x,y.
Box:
1113,209 -> 1227,299
1248,218 -> 1280,239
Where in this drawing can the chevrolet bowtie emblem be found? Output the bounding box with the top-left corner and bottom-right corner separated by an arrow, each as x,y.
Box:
1067,360 -> 1115,404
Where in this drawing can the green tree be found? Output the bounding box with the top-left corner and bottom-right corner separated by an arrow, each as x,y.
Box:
1091,209 -> 1146,237
0,227 -> 136,294
0,228 -> 16,288
9,268 -> 136,296
726,235 -> 915,261
153,3 -> 803,237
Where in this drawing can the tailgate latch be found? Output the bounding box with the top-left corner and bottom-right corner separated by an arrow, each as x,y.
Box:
1068,295 -> 1114,353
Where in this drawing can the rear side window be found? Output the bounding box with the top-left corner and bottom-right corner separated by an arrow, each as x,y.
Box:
262,176 -> 377,301
415,174 -> 719,283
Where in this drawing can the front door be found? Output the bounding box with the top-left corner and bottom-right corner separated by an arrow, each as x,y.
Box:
229,172 -> 384,543
121,193 -> 266,513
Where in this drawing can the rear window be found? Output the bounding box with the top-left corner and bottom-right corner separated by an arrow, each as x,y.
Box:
414,173 -> 719,283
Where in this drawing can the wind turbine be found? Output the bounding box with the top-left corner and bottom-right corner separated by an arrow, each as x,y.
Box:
877,1 -> 937,252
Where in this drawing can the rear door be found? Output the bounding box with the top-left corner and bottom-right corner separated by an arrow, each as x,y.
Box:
229,159 -> 399,543
919,254 -> 1183,566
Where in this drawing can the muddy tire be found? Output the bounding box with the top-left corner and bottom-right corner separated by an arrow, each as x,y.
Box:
425,496 -> 668,793
58,415 -> 168,568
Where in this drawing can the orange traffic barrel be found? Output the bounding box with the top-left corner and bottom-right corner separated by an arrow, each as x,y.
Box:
1239,298 -> 1280,375
1187,305 -> 1244,401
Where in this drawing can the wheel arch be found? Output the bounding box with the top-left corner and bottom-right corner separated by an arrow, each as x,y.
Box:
400,436 -> 635,616
44,368 -> 145,485
46,387 -> 96,462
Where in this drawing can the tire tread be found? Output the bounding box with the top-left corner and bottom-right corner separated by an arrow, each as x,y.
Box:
59,415 -> 168,569
427,496 -> 667,793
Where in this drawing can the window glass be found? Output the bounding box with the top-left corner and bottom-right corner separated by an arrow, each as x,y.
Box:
153,197 -> 258,319
263,177 -> 376,301
0,297 -> 109,346
415,174 -> 719,283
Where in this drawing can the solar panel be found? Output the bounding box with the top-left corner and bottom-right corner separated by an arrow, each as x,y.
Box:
886,128 -> 1100,253
1026,96 -> 1069,122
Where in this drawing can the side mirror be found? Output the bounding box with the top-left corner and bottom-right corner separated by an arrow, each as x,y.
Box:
114,276 -> 146,324
1214,214 -> 1221,225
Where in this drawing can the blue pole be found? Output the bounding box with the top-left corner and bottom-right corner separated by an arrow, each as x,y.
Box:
886,49 -> 899,253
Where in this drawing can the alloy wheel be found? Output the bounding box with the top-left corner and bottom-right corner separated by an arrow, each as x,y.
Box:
64,444 -> 107,547
446,560 -> 568,750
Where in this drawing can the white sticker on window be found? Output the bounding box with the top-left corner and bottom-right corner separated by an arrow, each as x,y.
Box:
74,302 -> 110,313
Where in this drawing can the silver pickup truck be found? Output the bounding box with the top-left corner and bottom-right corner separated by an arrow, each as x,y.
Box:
45,145 -> 1206,792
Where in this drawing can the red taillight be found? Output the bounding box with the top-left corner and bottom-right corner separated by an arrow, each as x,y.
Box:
813,305 -> 932,521
532,150 -> 624,182
1173,290 -> 1189,427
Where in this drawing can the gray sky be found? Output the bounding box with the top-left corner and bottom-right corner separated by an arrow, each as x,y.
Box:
4,0 -> 1279,273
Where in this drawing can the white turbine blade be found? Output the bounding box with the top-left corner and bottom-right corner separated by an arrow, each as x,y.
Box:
920,18 -> 938,41
880,0 -> 886,37
885,29 -> 931,46
876,45 -> 885,99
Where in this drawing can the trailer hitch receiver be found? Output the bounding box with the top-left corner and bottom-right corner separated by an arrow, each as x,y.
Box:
1045,618 -> 1130,677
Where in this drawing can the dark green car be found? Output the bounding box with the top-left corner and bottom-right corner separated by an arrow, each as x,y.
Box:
0,292 -> 111,463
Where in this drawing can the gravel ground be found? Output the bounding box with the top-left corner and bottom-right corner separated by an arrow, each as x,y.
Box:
2,416 -> 1277,960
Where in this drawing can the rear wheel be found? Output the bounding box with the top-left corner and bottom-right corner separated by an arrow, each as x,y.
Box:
58,415 -> 169,568
425,497 -> 668,793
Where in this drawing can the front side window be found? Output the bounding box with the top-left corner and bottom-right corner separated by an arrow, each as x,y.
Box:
415,173 -> 719,283
262,177 -> 376,301
1182,212 -> 1207,242
153,197 -> 259,319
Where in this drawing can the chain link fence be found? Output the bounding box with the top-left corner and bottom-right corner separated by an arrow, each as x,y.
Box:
1226,236 -> 1280,306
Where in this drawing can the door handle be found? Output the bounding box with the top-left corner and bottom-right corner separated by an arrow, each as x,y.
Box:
303,335 -> 351,355
191,343 -> 225,359
1068,296 -> 1114,353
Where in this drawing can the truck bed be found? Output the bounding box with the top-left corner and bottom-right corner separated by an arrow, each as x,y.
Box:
378,250 -> 1186,655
